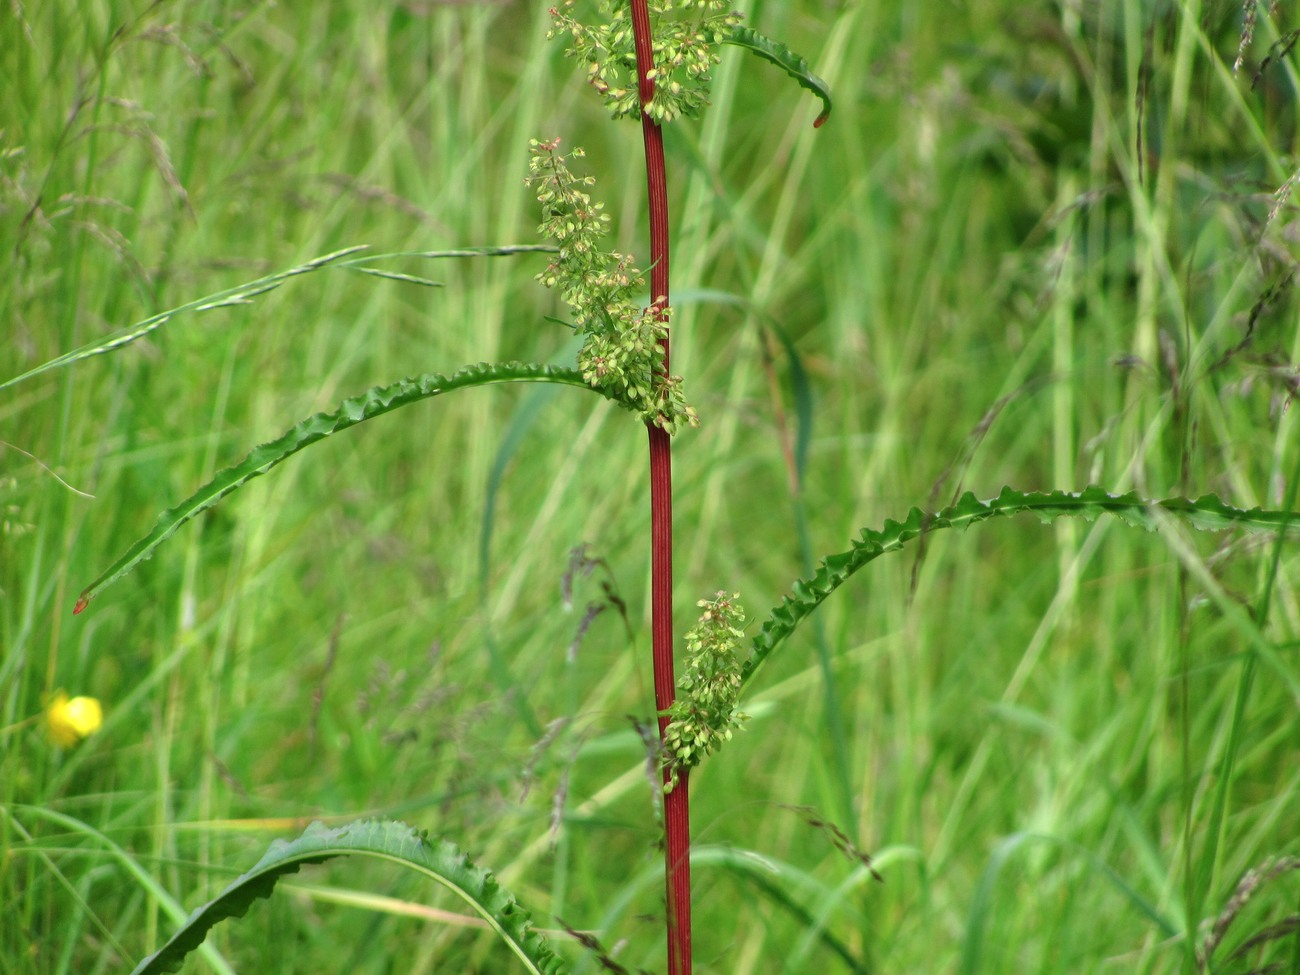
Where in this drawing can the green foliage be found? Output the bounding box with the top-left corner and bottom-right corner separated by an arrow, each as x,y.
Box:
3,805 -> 239,975
75,362 -> 600,612
525,141 -> 697,432
545,2 -> 831,127
130,819 -> 566,975
548,0 -> 743,123
723,27 -> 832,127
0,246 -> 556,394
662,591 -> 748,791
0,246 -> 359,392
745,486 -> 1300,690
7,2 -> 1300,974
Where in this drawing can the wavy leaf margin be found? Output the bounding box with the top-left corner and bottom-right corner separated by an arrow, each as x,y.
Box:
74,362 -> 598,613
725,27 -> 833,128
742,486 -> 1300,689
129,819 -> 566,975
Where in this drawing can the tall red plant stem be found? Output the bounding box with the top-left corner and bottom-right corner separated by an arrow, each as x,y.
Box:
627,2 -> 691,974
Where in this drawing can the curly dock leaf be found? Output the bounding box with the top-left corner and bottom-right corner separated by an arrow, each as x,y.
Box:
725,27 -> 832,128
742,486 -> 1300,690
129,819 -> 566,975
74,362 -> 599,614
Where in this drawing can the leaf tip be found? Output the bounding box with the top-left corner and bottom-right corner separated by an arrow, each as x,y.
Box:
813,112 -> 829,128
73,594 -> 89,616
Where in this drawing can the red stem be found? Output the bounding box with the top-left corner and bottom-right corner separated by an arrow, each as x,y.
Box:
627,2 -> 691,973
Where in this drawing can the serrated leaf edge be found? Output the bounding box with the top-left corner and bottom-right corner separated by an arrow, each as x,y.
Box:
129,818 -> 566,975
724,26 -> 833,127
741,486 -> 1300,689
75,362 -> 599,612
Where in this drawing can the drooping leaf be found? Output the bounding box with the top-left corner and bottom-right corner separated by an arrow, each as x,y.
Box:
725,27 -> 833,128
743,486 -> 1300,689
129,819 -> 567,975
74,362 -> 600,614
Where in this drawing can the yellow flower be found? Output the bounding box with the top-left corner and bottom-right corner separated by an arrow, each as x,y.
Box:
45,691 -> 103,748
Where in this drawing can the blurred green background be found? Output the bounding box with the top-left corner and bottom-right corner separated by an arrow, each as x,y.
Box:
2,1 -> 1298,972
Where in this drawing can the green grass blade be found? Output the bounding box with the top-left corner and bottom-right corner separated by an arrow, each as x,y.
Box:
74,362 -> 598,614
768,320 -> 814,484
742,486 -> 1300,691
959,832 -> 1179,975
6,806 -> 237,975
724,27 -> 833,128
0,247 -> 368,391
128,819 -> 567,975
1191,451 -> 1300,946
0,245 -> 558,392
711,848 -> 869,975
673,288 -> 813,479
478,336 -> 584,601
372,245 -> 559,260
346,267 -> 446,287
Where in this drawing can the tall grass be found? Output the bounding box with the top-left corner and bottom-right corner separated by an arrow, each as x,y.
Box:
2,1 -> 1297,973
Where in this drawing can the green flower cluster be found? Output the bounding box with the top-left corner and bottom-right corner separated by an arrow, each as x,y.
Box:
526,139 -> 697,433
662,591 -> 748,792
548,0 -> 742,124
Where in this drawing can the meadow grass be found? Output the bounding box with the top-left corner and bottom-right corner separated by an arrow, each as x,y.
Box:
3,1 -> 1299,973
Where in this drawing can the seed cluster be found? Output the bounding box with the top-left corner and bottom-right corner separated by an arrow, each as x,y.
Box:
662,591 -> 748,792
526,139 -> 697,433
548,0 -> 742,124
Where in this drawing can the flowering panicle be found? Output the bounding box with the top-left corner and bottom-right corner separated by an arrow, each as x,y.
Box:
548,0 -> 742,124
662,591 -> 748,792
527,139 -> 697,433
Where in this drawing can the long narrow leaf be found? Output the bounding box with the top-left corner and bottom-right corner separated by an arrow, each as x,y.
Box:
743,486 -> 1300,690
702,846 -> 869,974
74,362 -> 598,614
0,247 -> 366,391
725,27 -> 833,127
347,267 -> 445,287
129,819 -> 566,975
6,806 -> 237,975
1,244 -> 558,391
960,832 -> 1178,975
